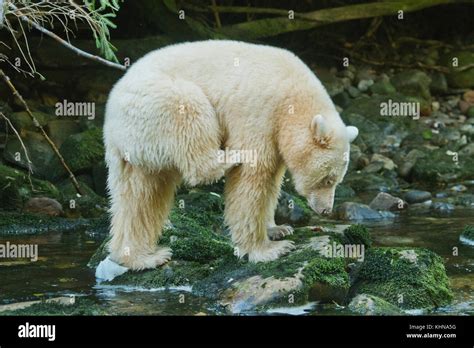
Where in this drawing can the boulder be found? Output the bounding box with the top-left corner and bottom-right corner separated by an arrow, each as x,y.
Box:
48,128 -> 104,180
3,130 -> 55,178
348,294 -> 401,315
404,190 -> 432,204
369,192 -> 406,211
275,191 -> 311,226
351,247 -> 453,309
459,225 -> 474,246
440,50 -> 474,88
391,69 -> 432,101
336,202 -> 394,221
24,197 -> 64,217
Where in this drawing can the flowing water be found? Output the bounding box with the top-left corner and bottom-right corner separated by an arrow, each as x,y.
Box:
0,211 -> 472,316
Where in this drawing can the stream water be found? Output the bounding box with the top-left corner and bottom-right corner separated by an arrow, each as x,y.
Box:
0,211 -> 472,316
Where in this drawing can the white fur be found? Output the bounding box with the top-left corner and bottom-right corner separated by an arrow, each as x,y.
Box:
104,40 -> 358,270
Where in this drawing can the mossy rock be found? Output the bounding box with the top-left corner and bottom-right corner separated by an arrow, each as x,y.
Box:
411,148 -> 474,184
3,130 -> 56,178
8,111 -> 55,132
0,211 -> 93,235
58,180 -> 108,218
348,294 -> 401,315
90,211 -> 356,312
48,128 -> 104,180
391,70 -> 432,101
440,50 -> 474,88
460,225 -> 474,246
0,298 -> 108,316
352,247 -> 453,310
0,163 -> 60,210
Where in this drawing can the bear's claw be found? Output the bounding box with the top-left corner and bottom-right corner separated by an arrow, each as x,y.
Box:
267,225 -> 294,241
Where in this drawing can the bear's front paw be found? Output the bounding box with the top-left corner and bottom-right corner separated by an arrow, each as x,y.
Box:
247,240 -> 295,263
267,225 -> 294,241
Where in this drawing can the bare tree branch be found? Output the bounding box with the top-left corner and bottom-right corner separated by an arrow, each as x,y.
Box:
6,2 -> 126,71
0,68 -> 84,195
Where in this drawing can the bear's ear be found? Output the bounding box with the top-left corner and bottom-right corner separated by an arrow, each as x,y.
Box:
346,126 -> 359,143
311,114 -> 330,145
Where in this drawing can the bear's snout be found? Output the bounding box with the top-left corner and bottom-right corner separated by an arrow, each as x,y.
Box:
307,192 -> 334,216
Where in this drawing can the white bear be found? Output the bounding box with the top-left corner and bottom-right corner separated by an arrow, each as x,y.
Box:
103,40 -> 358,270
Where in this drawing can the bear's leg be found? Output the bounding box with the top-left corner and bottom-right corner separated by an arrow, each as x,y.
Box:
107,156 -> 179,270
225,166 -> 295,262
264,165 -> 294,241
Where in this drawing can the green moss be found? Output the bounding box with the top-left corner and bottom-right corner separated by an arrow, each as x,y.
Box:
48,128 -> 104,179
341,224 -> 372,248
58,180 -> 108,218
0,298 -> 108,316
0,211 -> 90,235
0,164 -> 60,210
460,225 -> 474,244
353,247 -> 453,309
302,257 -> 349,290
412,148 -> 474,184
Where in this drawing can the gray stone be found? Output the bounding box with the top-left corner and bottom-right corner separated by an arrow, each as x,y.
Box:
336,202 -> 393,221
24,197 -> 64,217
369,192 -> 406,211
391,69 -> 432,100
405,190 -> 432,204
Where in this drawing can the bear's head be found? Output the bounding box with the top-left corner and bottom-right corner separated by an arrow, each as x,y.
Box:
288,114 -> 358,216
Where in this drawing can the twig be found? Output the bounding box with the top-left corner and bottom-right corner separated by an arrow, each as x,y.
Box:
7,2 -> 126,71
0,111 -> 35,191
211,0 -> 222,29
0,68 -> 83,195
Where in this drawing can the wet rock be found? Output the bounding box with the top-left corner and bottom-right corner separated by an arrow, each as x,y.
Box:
391,70 -> 432,101
0,163 -> 60,210
357,79 -> 374,92
45,119 -> 82,148
59,180 -> 108,218
441,50 -> 474,88
90,221 -> 354,313
275,191 -> 311,226
48,127 -> 104,180
369,192 -> 406,211
460,225 -> 474,246
405,190 -> 432,204
3,130 -> 56,178
352,247 -> 453,309
92,161 -> 108,197
333,91 -> 351,109
346,86 -> 361,98
429,72 -> 448,95
467,106 -> 474,118
397,149 -> 425,178
411,148 -> 474,184
370,154 -> 396,171
369,75 -> 396,95
9,111 -> 55,132
431,202 -> 454,214
344,171 -> 399,193
24,197 -> 64,217
319,70 -> 345,97
348,294 -> 401,315
336,202 -> 394,221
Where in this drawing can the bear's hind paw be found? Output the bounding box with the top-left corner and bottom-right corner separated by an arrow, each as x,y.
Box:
247,240 -> 295,263
124,247 -> 172,271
